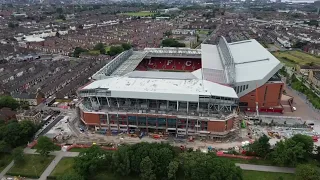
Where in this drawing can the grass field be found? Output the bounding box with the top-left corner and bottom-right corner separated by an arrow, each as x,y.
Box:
7,154 -> 54,178
122,11 -> 155,17
273,50 -> 320,67
0,153 -> 12,172
243,170 -> 295,180
50,157 -> 74,176
197,29 -> 210,35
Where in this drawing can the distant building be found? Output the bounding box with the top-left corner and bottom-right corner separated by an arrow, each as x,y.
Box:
296,64 -> 320,76
12,92 -> 38,106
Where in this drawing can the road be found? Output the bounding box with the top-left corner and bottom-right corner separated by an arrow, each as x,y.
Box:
235,163 -> 295,173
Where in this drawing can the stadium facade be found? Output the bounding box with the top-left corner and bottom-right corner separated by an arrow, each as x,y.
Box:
76,37 -> 283,139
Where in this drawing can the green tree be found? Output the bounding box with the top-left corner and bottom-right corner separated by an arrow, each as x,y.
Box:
121,43 -> 132,50
19,121 -> 36,144
161,38 -> 185,47
108,46 -> 124,56
56,7 -> 63,14
249,134 -> 271,158
73,47 -> 88,57
295,164 -> 320,180
168,160 -> 179,180
57,14 -> 66,21
74,145 -> 112,178
94,43 -> 105,51
112,146 -> 131,176
271,139 -> 305,167
140,156 -> 156,180
57,172 -> 85,180
291,134 -> 314,156
2,122 -> 22,147
12,147 -> 25,165
37,136 -> 56,156
0,140 -> 11,153
0,96 -> 20,110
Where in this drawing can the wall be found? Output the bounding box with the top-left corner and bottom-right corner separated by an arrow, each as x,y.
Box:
207,121 -> 226,132
81,110 -> 100,125
240,82 -> 283,109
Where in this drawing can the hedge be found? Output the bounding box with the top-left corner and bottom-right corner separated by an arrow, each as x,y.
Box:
47,175 -> 57,180
6,172 -> 40,179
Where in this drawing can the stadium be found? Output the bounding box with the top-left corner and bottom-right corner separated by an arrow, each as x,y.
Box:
76,37 -> 283,139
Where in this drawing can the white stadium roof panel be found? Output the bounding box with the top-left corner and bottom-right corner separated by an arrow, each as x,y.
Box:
201,44 -> 223,70
228,39 -> 281,83
82,77 -> 238,101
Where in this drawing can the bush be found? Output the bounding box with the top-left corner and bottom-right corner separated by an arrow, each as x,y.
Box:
6,172 -> 40,179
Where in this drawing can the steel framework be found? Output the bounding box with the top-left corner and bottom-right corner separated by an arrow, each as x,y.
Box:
217,37 -> 236,85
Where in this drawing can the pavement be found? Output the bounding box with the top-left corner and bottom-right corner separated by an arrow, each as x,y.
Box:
0,161 -> 14,180
235,163 -> 295,173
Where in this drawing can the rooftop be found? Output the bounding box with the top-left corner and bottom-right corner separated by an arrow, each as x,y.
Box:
82,76 -> 238,101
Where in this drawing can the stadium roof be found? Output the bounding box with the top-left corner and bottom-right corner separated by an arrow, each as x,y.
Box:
228,40 -> 282,83
201,39 -> 282,84
82,76 -> 238,102
126,71 -> 197,80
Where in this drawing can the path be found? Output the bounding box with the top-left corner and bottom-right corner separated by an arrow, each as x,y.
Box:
0,161 -> 14,179
235,163 -> 295,173
23,148 -> 79,180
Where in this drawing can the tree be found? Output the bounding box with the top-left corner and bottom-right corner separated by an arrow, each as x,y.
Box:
164,31 -> 172,37
161,38 -> 185,47
57,14 -> 66,21
2,122 -> 23,148
112,146 -> 131,176
94,43 -> 105,51
56,7 -> 63,14
74,145 -> 112,178
73,47 -> 88,57
140,156 -> 156,180
12,147 -> 25,165
270,139 -> 305,167
0,96 -> 20,110
249,135 -> 271,158
108,46 -> 124,56
37,136 -> 56,156
167,160 -> 179,180
8,22 -> 18,28
295,164 -> 320,180
19,121 -> 36,144
121,43 -> 132,50
0,140 -> 11,153
291,134 -> 314,156
57,172 -> 85,180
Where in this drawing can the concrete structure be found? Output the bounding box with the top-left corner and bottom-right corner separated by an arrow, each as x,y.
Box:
77,37 -> 283,138
16,110 -> 42,124
308,70 -> 320,87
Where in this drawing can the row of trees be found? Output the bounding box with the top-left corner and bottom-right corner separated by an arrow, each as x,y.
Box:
290,75 -> 320,109
64,143 -> 242,180
249,134 -> 315,167
72,43 -> 132,57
